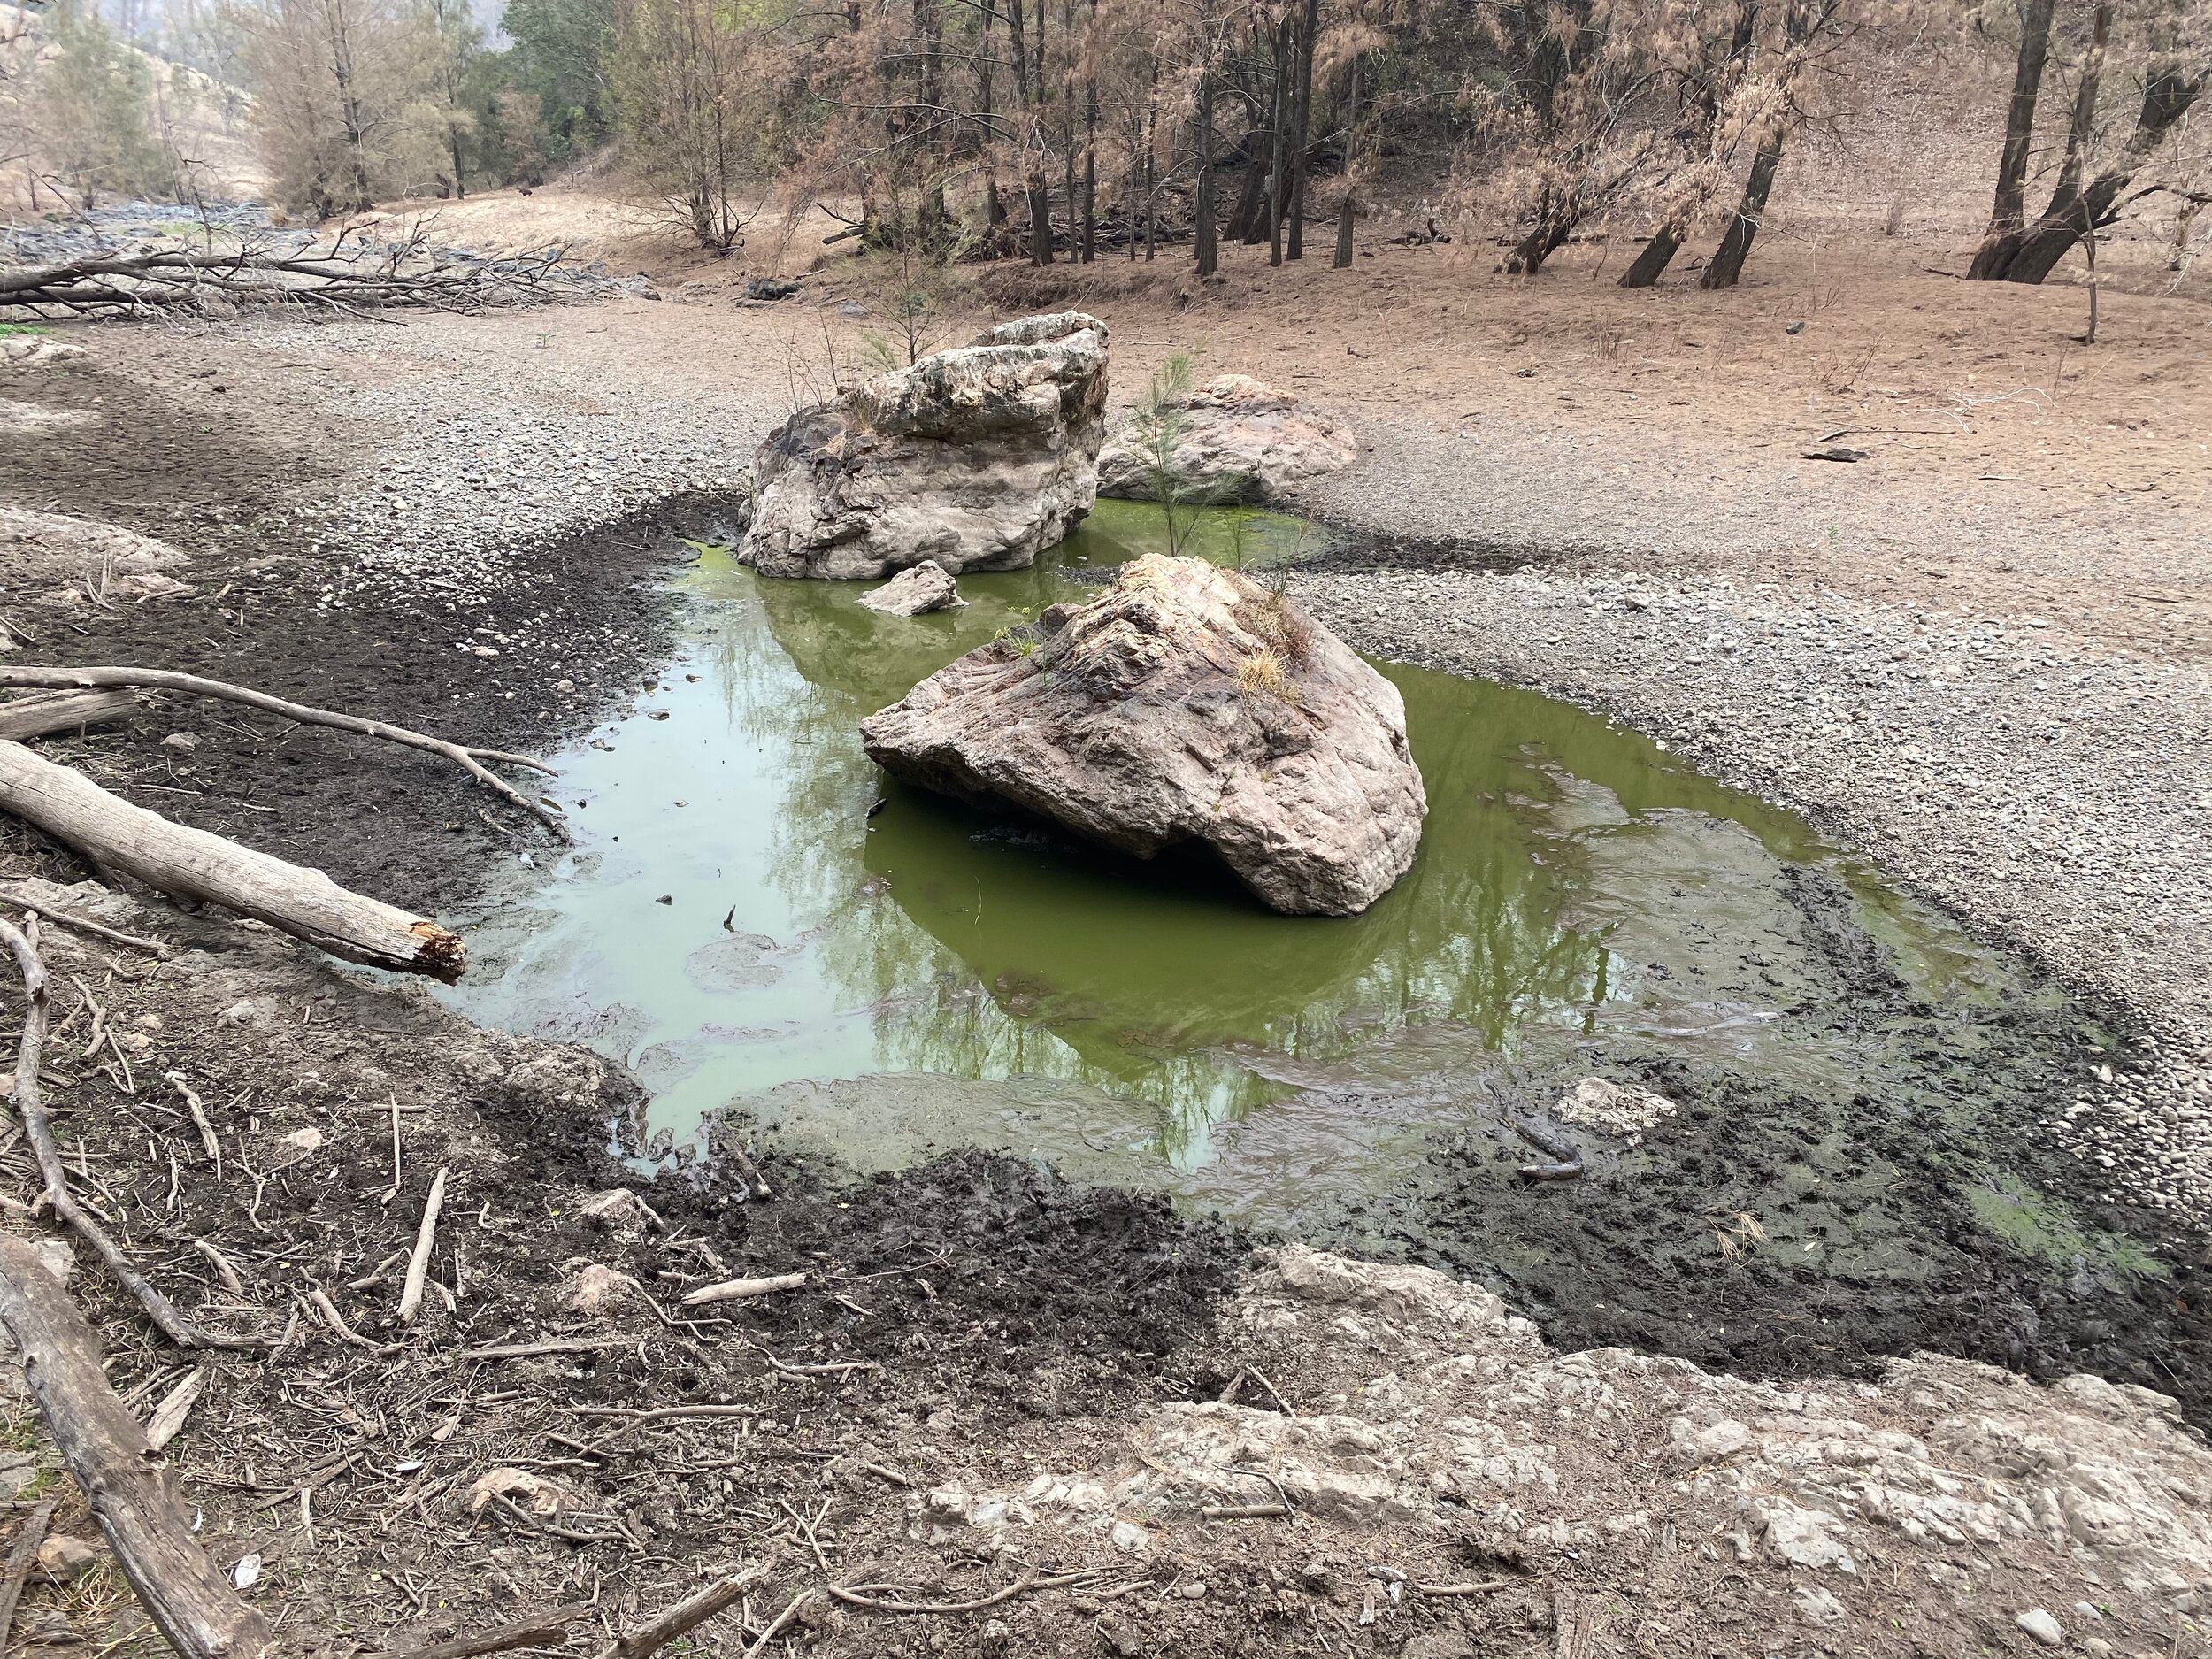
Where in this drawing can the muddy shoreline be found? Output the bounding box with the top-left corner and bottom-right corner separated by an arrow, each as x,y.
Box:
12,445 -> 2204,1429
5,312 -> 2210,1655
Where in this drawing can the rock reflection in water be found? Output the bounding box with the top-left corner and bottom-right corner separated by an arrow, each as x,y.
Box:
442,499 -> 2010,1213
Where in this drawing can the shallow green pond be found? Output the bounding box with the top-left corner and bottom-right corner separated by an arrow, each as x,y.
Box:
440,499 -> 2071,1225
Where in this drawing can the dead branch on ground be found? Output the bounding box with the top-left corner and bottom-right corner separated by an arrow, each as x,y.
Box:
1,884 -> 175,957
0,1217 -> 742,1659
0,223 -> 589,321
0,917 -> 278,1350
0,666 -> 562,833
0,1229 -> 282,1657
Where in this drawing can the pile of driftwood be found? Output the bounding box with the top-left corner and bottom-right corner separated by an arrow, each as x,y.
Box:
0,221 -> 592,319
0,665 -> 666,1658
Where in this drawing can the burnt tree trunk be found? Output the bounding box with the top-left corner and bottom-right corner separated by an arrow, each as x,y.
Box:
2001,53 -> 2206,283
1699,134 -> 1785,288
1974,0 -> 2113,279
1267,18 -> 1292,265
1503,186 -> 1578,274
1333,53 -> 1360,269
1967,0 -> 2059,276
1618,220 -> 1684,287
1286,0 -> 1319,260
1194,51 -> 1219,276
1623,0 -> 1758,288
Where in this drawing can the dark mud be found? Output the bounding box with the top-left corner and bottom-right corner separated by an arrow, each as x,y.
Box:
1294,525 -> 1561,579
12,446 -> 2207,1440
3,502 -> 699,915
1321,863 -> 2211,1426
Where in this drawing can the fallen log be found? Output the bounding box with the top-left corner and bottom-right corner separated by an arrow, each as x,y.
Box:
0,666 -> 562,833
0,1230 -> 280,1659
0,689 -> 138,742
0,740 -> 465,979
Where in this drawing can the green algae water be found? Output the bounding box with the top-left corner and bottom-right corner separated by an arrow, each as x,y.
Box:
442,496 -> 2207,1425
440,500 -> 2099,1225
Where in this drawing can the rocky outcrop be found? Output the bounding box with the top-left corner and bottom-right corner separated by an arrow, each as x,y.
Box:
927,1246 -> 2212,1647
740,311 -> 1110,580
857,559 -> 964,616
1097,374 -> 1357,504
858,553 -> 1426,916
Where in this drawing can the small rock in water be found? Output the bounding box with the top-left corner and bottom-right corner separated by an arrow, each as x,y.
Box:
857,559 -> 964,617
2015,1609 -> 2063,1647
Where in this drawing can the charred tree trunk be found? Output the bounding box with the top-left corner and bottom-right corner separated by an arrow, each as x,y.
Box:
1286,0 -> 1318,260
1624,0 -> 1757,288
1974,0 -> 2113,279
1618,219 -> 1684,287
1333,53 -> 1360,269
1081,2 -> 1098,265
1267,18 -> 1292,265
1503,186 -> 1578,274
1699,134 -> 1785,288
1194,53 -> 1219,275
1006,0 -> 1050,263
1227,139 -> 1267,242
2001,53 -> 2206,283
1967,0 -> 2059,276
979,0 -> 1006,244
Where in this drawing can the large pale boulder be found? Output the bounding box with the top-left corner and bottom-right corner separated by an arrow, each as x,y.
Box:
1097,374 -> 1357,505
740,311 -> 1110,580
858,553 -> 1425,916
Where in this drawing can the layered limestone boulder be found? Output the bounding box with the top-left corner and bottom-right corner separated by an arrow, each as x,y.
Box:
1097,374 -> 1357,504
858,553 -> 1425,916
740,311 -> 1110,580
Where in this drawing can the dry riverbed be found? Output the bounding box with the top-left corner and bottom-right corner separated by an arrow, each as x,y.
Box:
0,251 -> 2208,1657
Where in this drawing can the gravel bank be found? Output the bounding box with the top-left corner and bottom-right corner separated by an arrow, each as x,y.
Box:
1288,470 -> 2212,1221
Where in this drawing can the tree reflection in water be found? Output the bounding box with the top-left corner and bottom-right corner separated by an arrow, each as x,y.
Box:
445,503 -> 1993,1191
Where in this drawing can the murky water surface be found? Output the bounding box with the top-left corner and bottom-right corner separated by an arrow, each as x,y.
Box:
442,501 -> 2099,1226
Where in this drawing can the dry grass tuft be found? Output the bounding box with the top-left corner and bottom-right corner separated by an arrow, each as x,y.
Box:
1234,649 -> 1303,706
1233,584 -> 1317,668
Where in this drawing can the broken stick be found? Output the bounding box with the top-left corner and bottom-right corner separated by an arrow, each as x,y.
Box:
4,883 -> 175,957
0,666 -> 562,832
0,1231 -> 697,1659
0,740 -> 465,979
595,1566 -> 765,1659
680,1271 -> 807,1309
397,1165 -> 448,1324
0,688 -> 139,743
0,1496 -> 58,1659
